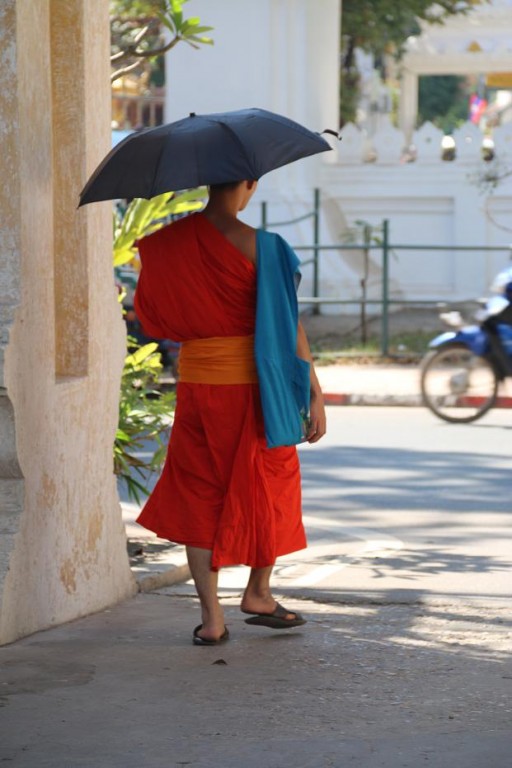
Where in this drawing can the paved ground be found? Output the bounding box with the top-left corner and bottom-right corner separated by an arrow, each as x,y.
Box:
2,592 -> 511,767
2,366 -> 511,767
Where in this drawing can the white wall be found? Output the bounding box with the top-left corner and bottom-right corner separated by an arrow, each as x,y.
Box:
166,0 -> 340,193
241,120 -> 512,311
166,2 -> 512,310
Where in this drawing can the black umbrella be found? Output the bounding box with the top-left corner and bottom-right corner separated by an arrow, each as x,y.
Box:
79,108 -> 332,206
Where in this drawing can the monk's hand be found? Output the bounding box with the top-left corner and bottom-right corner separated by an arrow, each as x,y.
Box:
306,390 -> 326,443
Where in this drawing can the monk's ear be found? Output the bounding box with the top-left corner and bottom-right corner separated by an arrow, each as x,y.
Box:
247,180 -> 258,192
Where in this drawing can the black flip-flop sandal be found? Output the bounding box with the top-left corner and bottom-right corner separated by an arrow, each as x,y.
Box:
192,624 -> 230,646
242,602 -> 306,629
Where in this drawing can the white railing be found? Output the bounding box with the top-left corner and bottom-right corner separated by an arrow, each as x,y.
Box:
339,118 -> 512,165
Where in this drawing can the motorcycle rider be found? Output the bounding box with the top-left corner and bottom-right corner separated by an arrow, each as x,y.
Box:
481,266 -> 512,374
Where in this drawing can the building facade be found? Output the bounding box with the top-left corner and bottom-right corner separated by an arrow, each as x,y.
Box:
165,1 -> 512,310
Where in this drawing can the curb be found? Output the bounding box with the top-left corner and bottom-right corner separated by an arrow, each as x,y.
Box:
323,393 -> 422,406
322,393 -> 512,408
136,562 -> 191,593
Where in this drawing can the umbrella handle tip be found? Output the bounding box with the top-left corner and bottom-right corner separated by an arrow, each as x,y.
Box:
322,128 -> 342,140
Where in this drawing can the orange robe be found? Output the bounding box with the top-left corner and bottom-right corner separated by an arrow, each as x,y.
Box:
134,212 -> 306,570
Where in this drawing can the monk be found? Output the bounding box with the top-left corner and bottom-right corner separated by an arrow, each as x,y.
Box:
134,180 -> 326,645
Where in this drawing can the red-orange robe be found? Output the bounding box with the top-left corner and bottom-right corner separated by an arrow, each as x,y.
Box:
134,212 -> 306,570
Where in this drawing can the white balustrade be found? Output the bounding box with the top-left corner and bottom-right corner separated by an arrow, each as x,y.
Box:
338,122 -> 365,165
412,121 -> 444,164
372,117 -> 406,164
452,121 -> 485,162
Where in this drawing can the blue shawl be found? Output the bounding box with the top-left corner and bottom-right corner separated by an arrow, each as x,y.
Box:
254,230 -> 311,448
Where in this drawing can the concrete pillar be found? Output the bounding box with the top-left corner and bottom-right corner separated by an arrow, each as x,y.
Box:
0,0 -> 135,645
0,1 -> 25,617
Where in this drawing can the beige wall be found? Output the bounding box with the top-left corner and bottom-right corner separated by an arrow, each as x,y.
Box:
0,0 -> 136,645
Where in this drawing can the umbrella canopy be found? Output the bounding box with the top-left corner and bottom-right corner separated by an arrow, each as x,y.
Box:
79,108 -> 332,206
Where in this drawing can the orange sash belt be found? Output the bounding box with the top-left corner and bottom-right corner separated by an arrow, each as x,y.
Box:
178,335 -> 258,384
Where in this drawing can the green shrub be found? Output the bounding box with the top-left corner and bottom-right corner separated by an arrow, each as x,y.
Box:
114,341 -> 176,503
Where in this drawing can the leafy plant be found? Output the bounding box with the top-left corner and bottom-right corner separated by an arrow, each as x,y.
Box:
110,0 -> 213,83
156,0 -> 214,50
113,189 -> 205,267
115,340 -> 176,503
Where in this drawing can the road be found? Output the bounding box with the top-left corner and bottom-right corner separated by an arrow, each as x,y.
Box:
164,405 -> 512,606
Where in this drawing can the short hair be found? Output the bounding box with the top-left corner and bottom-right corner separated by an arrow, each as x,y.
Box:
208,181 -> 243,192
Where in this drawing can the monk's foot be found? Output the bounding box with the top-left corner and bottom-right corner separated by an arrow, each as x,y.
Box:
194,624 -> 226,643
240,592 -> 298,622
196,608 -> 226,643
193,623 -> 229,646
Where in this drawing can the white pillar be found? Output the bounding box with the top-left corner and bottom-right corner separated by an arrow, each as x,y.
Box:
399,68 -> 419,144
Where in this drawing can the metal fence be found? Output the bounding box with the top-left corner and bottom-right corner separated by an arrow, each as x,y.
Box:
260,189 -> 512,356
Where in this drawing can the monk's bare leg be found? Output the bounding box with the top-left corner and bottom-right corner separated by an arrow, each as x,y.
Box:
241,565 -> 298,619
186,546 -> 226,641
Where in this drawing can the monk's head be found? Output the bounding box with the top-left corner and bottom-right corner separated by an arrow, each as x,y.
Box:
208,180 -> 258,211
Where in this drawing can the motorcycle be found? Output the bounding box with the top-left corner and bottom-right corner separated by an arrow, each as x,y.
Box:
421,267 -> 512,423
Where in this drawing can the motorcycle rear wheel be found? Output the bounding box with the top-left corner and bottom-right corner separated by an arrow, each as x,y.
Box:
420,343 -> 498,423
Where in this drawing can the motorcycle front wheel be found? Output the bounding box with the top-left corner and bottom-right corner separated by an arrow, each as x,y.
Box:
420,343 -> 498,423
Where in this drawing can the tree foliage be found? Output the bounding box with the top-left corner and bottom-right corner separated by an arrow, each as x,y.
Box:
418,75 -> 469,133
110,0 -> 213,84
340,0 -> 485,126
